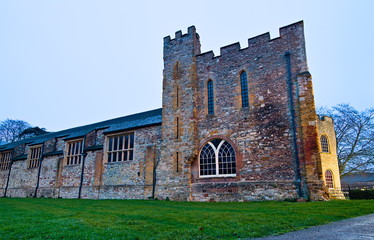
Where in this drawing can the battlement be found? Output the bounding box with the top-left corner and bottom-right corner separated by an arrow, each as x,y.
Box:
197,20 -> 304,59
164,26 -> 198,44
318,115 -> 334,123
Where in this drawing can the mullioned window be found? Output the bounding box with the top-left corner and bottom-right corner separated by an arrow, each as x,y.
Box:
65,140 -> 83,165
325,169 -> 334,188
199,139 -> 236,177
0,151 -> 11,170
320,135 -> 329,153
28,146 -> 41,169
107,133 -> 134,162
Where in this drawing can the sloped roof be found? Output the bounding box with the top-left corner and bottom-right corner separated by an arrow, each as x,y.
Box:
341,173 -> 374,183
0,108 -> 162,152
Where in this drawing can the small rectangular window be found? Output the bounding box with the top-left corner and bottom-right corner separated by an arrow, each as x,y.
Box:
28,146 -> 42,169
65,140 -> 83,165
107,133 -> 134,163
0,151 -> 11,170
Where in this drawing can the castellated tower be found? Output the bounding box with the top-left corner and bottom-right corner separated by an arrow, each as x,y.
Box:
157,26 -> 201,200
157,22 -> 327,201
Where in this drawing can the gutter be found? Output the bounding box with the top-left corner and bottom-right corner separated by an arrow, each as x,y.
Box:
78,136 -> 87,199
3,151 -> 14,197
34,144 -> 45,198
285,52 -> 305,199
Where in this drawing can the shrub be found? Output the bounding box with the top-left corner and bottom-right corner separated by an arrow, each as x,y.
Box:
349,189 -> 374,200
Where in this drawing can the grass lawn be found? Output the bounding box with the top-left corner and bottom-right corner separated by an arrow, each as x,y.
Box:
0,198 -> 373,240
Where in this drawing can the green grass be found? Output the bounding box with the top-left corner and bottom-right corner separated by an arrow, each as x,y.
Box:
0,198 -> 373,240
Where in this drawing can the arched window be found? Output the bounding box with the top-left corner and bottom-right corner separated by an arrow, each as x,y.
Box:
207,80 -> 214,115
325,170 -> 334,188
320,135 -> 329,153
199,139 -> 236,177
240,71 -> 249,108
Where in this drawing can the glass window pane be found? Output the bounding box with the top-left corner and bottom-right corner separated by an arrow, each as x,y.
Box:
125,135 -> 129,149
130,134 -> 134,149
119,135 -> 123,150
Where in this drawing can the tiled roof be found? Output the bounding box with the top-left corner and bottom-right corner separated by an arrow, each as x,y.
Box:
0,108 -> 162,152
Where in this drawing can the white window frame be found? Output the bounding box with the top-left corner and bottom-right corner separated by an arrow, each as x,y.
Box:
199,139 -> 236,178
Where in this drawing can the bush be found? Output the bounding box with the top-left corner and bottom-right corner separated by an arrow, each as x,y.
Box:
349,189 -> 374,200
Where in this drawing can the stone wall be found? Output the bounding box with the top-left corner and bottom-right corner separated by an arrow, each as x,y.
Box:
1,125 -> 162,199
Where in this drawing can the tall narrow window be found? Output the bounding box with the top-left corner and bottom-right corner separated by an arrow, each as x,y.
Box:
199,139 -> 236,177
176,87 -> 179,108
0,151 -> 11,170
28,146 -> 41,169
325,170 -> 334,188
207,80 -> 214,115
240,71 -> 249,108
174,62 -> 180,79
175,117 -> 179,140
176,152 -> 179,173
107,133 -> 134,163
66,140 -> 83,165
320,135 -> 329,153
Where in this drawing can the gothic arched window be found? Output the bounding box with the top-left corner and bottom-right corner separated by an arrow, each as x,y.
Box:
325,169 -> 334,188
207,80 -> 214,115
320,135 -> 329,153
240,71 -> 249,108
199,139 -> 236,177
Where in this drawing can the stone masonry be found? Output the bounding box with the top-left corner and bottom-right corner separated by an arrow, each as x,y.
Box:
0,21 -> 341,201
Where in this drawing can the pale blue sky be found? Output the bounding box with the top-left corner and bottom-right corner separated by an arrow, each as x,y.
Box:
0,0 -> 373,131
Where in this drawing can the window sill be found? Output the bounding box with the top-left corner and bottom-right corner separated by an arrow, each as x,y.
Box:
64,164 -> 81,167
198,174 -> 236,179
105,160 -> 134,165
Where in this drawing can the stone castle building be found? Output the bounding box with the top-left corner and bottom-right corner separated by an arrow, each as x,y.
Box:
0,21 -> 343,201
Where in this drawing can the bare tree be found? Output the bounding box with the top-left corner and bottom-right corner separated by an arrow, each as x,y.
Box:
0,119 -> 32,143
318,104 -> 374,176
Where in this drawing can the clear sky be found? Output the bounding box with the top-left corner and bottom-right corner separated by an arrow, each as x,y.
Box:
0,0 -> 373,131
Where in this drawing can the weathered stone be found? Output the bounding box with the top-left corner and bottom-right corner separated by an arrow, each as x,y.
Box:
0,22 -> 340,201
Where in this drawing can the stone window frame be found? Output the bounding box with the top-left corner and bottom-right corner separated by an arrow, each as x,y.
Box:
104,132 -> 135,164
64,139 -> 83,166
198,138 -> 237,178
207,79 -> 215,115
239,70 -> 249,108
0,151 -> 11,171
325,169 -> 334,188
27,145 -> 42,169
320,135 -> 330,153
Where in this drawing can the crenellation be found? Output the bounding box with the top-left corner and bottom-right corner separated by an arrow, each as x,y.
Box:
220,42 -> 241,56
248,32 -> 270,47
175,30 -> 182,38
279,20 -> 304,38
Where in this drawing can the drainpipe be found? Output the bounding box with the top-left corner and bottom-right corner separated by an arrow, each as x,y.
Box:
285,52 -> 305,199
78,137 -> 87,199
34,144 -> 45,198
3,151 -> 14,197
